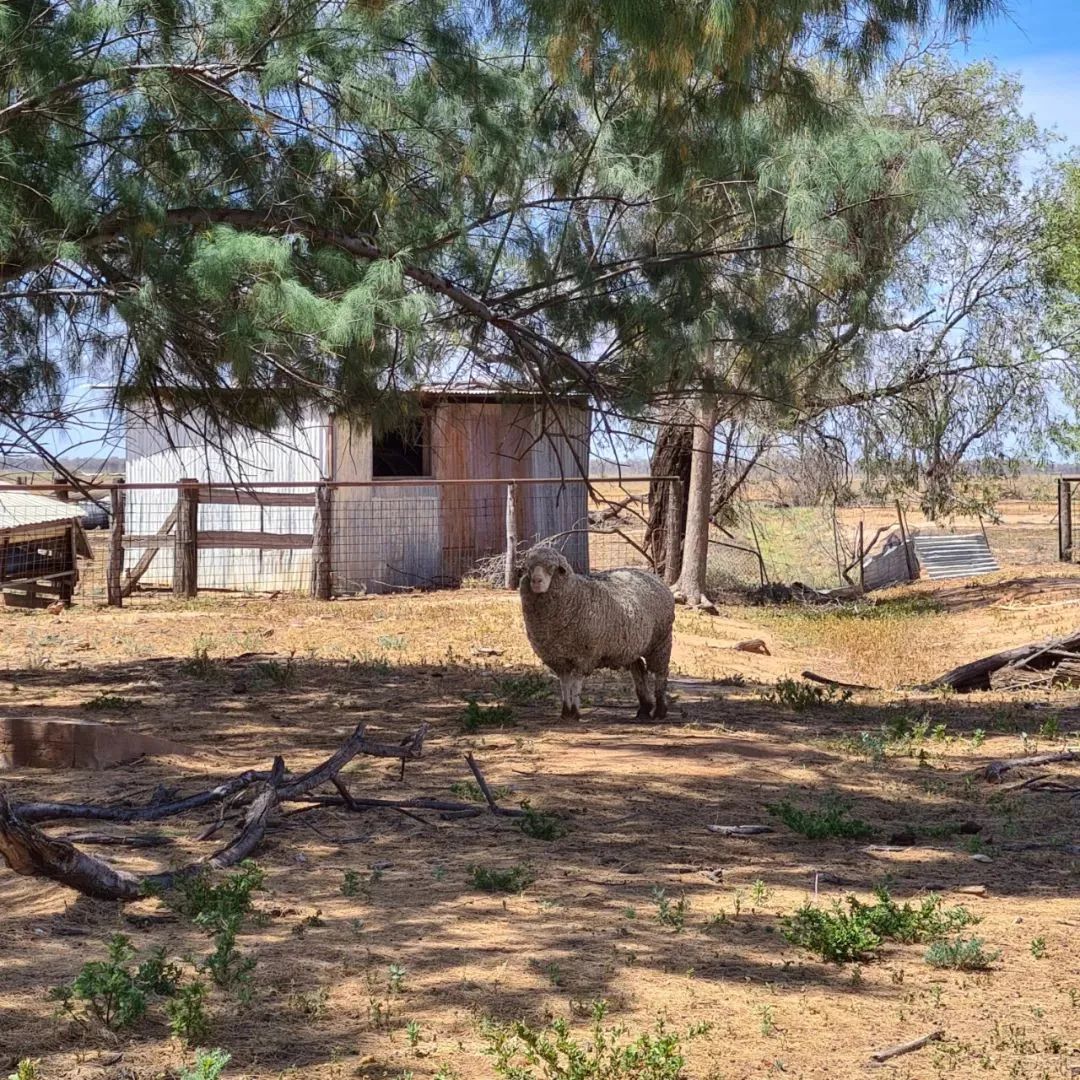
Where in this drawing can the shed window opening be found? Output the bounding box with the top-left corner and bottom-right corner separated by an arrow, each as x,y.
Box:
372,416 -> 431,478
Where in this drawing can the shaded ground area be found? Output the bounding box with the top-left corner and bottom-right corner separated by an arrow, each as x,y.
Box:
0,583 -> 1078,1079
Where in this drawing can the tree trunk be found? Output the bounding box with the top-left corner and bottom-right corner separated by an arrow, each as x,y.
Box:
645,404 -> 694,580
673,391 -> 718,612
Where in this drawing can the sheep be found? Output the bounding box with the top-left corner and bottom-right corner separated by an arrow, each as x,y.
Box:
518,546 -> 675,721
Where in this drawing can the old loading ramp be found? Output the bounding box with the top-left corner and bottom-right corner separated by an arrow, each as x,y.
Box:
913,532 -> 1000,580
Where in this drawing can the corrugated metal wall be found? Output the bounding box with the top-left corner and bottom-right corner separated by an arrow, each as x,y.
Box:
125,413 -> 328,592
124,400 -> 590,594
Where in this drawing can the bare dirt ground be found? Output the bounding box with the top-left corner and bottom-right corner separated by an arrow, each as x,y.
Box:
2,549 -> 1080,1078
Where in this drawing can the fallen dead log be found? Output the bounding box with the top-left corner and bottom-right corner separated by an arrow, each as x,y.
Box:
12,725 -> 427,825
981,749 -> 1080,782
293,794 -> 526,819
801,671 -> 874,691
921,629 -> 1080,692
0,722 -> 428,901
870,1030 -> 943,1063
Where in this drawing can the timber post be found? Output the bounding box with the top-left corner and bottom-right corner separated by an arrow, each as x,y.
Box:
173,477 -> 199,599
107,483 -> 125,607
504,482 -> 518,589
1060,479 -> 1073,562
312,483 -> 333,600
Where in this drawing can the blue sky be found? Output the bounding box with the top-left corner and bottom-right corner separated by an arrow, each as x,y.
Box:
958,0 -> 1080,147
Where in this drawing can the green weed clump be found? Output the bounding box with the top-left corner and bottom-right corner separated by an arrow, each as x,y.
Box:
782,888 -> 979,963
179,1049 -> 231,1080
767,795 -> 873,840
925,937 -> 1001,970
482,1000 -> 705,1079
517,800 -> 568,841
762,678 -> 852,711
169,861 -> 265,997
461,697 -> 515,732
469,864 -> 535,894
51,935 -> 181,1030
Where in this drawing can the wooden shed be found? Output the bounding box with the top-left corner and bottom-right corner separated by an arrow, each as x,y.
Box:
0,491 -> 91,608
123,389 -> 591,594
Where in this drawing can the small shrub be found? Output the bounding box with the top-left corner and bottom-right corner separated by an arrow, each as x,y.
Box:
179,1049 -> 231,1080
52,935 -> 181,1030
653,887 -> 688,931
461,697 -> 515,733
1039,716 -> 1061,741
482,1000 -> 700,1079
469,864 -> 535,894
169,862 -> 264,996
406,1019 -> 422,1047
781,904 -> 882,963
377,634 -> 407,651
181,644 -> 219,679
496,673 -> 551,704
1031,937 -> 1047,959
170,861 -> 264,931
347,653 -> 392,676
767,795 -> 873,840
762,678 -> 851,711
450,780 -> 512,803
517,801 -> 568,841
925,937 -> 1001,971
388,963 -> 407,993
759,1004 -> 776,1036
82,693 -> 139,712
341,869 -> 362,897
167,981 -> 212,1045
8,1061 -> 39,1080
252,652 -> 297,688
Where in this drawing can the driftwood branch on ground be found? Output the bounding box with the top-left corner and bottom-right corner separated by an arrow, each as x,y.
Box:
465,751 -> 502,812
800,670 -> 874,691
980,749 -> 1080,782
0,722 -> 436,901
870,1030 -> 944,1063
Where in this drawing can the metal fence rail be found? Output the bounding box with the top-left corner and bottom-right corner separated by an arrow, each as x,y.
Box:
0,475 -> 776,606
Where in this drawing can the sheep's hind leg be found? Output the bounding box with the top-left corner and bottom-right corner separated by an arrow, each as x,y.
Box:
559,674 -> 581,721
629,658 -> 655,720
646,638 -> 672,720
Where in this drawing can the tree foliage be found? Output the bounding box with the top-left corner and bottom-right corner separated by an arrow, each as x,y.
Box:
0,0 -> 1000,460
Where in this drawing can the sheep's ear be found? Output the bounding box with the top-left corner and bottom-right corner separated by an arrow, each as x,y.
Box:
556,564 -> 568,575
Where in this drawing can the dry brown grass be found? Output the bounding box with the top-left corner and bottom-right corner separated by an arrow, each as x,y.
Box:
1,570 -> 1079,1080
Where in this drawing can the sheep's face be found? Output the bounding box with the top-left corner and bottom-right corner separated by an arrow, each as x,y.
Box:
523,549 -> 570,594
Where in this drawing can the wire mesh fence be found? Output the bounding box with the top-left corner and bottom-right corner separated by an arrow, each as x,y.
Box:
0,477 -> 771,606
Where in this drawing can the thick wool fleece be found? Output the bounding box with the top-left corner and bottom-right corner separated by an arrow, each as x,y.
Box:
519,547 -> 675,719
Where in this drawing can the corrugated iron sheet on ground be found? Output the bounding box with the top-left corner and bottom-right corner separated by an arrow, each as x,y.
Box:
913,532 -> 999,580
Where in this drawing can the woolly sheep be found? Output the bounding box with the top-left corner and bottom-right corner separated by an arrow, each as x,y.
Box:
518,546 -> 675,721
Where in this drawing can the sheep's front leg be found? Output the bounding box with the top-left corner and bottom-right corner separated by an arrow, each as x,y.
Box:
559,674 -> 581,720
569,674 -> 584,716
629,658 -> 655,720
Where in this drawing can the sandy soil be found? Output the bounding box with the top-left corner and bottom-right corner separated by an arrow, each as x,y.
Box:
1,568 -> 1079,1079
